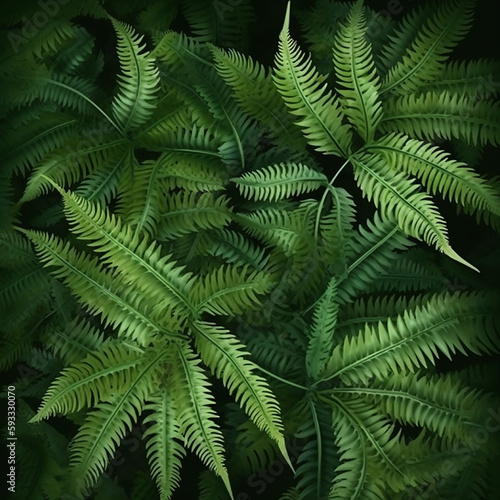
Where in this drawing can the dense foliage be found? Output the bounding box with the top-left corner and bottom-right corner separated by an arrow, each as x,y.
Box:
1,0 -> 499,499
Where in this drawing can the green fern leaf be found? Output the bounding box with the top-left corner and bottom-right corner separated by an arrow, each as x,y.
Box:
295,400 -> 338,499
368,372 -> 497,440
273,2 -> 352,157
380,92 -> 500,146
157,191 -> 232,241
30,342 -> 144,422
111,18 -> 160,132
351,151 -> 477,270
21,230 -> 182,345
212,47 -> 307,150
422,59 -> 500,97
193,321 -> 292,470
306,278 -> 339,380
366,133 -> 500,218
232,162 -> 327,203
190,265 -> 273,317
143,387 -> 186,500
381,0 -> 475,95
69,389 -> 148,493
57,188 -> 195,318
170,342 -> 233,499
323,291 -> 500,386
333,0 -> 383,142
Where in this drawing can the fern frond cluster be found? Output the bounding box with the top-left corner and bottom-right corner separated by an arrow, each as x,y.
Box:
1,0 -> 499,499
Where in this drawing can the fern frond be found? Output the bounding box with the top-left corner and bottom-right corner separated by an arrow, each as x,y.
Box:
57,188 -> 195,318
212,47 -> 307,150
46,316 -> 108,366
366,372 -> 498,441
143,387 -> 185,500
306,278 -> 339,380
193,321 -> 291,469
68,353 -> 156,493
157,191 -> 232,241
232,162 -> 326,203
351,151 -> 476,270
366,133 -> 500,218
422,59 -> 500,97
323,291 -> 500,386
117,152 -> 164,236
31,341 -> 145,421
111,18 -> 160,132
190,265 -> 273,317
205,230 -> 270,271
170,342 -> 233,498
161,155 -> 229,192
295,400 -> 338,499
381,0 -> 475,95
21,137 -> 128,202
333,0 -> 383,142
273,3 -> 352,157
328,397 -> 386,499
380,92 -> 500,146
21,230 -> 182,345
375,2 -> 434,76
336,212 -> 414,303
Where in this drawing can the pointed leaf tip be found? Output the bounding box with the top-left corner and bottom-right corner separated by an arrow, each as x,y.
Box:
444,245 -> 479,273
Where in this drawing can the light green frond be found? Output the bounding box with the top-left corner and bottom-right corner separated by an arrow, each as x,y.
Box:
367,372 -> 497,441
336,212 -> 414,303
381,0 -> 475,95
117,152 -> 164,236
328,398 -> 386,500
190,265 -> 273,317
380,92 -> 500,146
307,278 -> 339,380
212,47 -> 307,150
367,133 -> 500,217
58,188 -> 195,318
295,400 -> 338,499
422,59 -> 500,97
170,342 -> 233,499
143,387 -> 186,500
31,341 -> 144,421
161,156 -> 228,192
46,316 -> 108,366
21,137 -> 128,202
232,162 -> 326,203
111,18 -> 160,132
68,370 -> 152,493
21,230 -> 181,345
205,230 -> 270,271
157,191 -> 232,241
333,0 -> 383,142
192,321 -> 291,470
273,2 -> 352,157
323,291 -> 500,386
351,151 -> 476,270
